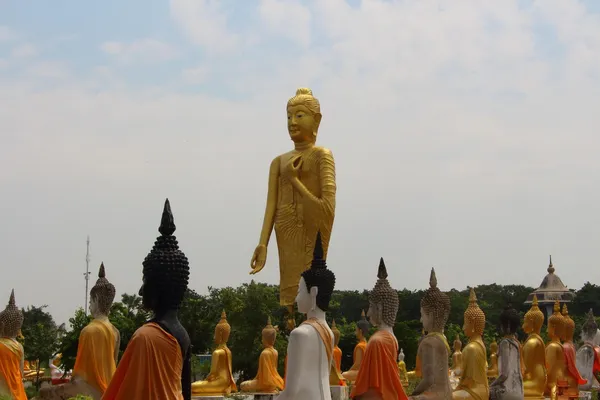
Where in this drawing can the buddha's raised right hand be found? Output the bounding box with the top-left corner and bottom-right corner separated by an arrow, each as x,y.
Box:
250,244 -> 267,275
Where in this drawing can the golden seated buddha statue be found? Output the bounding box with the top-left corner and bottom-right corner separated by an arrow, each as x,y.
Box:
487,340 -> 499,378
450,335 -> 463,377
545,300 -> 566,400
521,295 -> 547,399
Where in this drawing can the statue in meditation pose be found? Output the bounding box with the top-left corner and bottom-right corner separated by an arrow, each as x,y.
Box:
576,309 -> 600,391
398,349 -> 409,388
409,268 -> 452,400
489,304 -> 524,400
450,335 -> 463,377
103,199 -> 192,400
342,310 -> 370,384
250,87 -> 337,330
561,304 -> 586,397
521,295 -> 546,399
192,311 -> 237,396
487,341 -> 499,378
329,320 -> 346,386
40,263 -> 120,400
351,258 -> 407,400
241,316 -> 284,393
48,353 -> 69,385
545,300 -> 566,400
0,290 -> 27,400
452,288 -> 488,400
276,231 -> 336,400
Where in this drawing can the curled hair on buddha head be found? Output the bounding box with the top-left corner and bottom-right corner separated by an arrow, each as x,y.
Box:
0,289 -> 24,338
357,309 -> 371,337
142,199 -> 190,311
90,262 -> 116,315
548,300 -> 564,335
464,288 -> 485,336
421,268 -> 450,332
301,231 -> 336,312
370,258 -> 399,327
499,303 -> 520,336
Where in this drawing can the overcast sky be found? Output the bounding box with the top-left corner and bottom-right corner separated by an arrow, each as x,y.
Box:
1,0 -> 599,325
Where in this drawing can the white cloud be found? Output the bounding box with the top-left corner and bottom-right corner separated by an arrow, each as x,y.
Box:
11,43 -> 37,58
24,61 -> 68,79
0,26 -> 15,42
181,65 -> 210,85
258,0 -> 312,47
100,39 -> 178,64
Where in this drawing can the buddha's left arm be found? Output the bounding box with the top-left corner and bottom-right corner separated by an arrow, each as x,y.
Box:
182,348 -> 192,400
114,329 -> 121,364
290,149 -> 336,216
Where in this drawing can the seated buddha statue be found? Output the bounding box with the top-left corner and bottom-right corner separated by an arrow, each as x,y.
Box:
452,288 -> 489,400
40,263 -> 120,400
329,319 -> 346,386
576,309 -> 600,391
276,231 -> 337,400
398,349 -> 409,388
521,295 -> 546,399
450,335 -> 463,377
103,199 -> 192,400
0,289 -> 27,400
342,310 -> 369,384
409,268 -> 452,400
192,310 -> 237,396
351,258 -> 408,400
489,304 -> 524,400
561,304 -> 586,397
545,300 -> 566,400
240,316 -> 284,393
487,340 -> 499,378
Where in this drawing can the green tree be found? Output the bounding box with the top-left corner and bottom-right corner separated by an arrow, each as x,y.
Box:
21,305 -> 59,388
58,308 -> 92,372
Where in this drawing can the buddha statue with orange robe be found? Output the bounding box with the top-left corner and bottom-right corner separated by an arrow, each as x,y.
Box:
103,199 -> 192,400
342,310 -> 369,384
451,335 -> 463,377
521,295 -> 546,399
576,309 -> 600,391
561,304 -> 586,397
452,288 -> 489,400
487,341 -> 499,378
192,311 -> 237,396
545,300 -> 566,400
351,258 -> 408,400
240,316 -> 284,393
329,319 -> 346,386
0,289 -> 27,400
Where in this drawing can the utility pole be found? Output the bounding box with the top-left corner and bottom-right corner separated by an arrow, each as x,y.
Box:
84,236 -> 91,315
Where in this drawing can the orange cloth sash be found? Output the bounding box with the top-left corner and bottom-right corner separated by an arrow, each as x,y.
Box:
563,342 -> 586,385
102,323 -> 183,400
350,330 -> 408,400
72,319 -> 117,394
593,346 -> 600,374
0,338 -> 27,400
300,318 -> 333,365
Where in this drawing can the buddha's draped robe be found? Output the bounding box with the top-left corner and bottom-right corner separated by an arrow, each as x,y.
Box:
243,347 -> 284,392
73,319 -> 117,394
453,339 -> 489,400
351,330 -> 408,400
0,338 -> 27,400
331,346 -> 346,386
191,344 -> 236,395
300,318 -> 333,365
563,342 -> 586,385
102,323 -> 183,400
594,347 -> 600,374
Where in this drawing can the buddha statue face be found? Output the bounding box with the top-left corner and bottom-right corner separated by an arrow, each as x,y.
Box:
287,88 -> 322,144
367,301 -> 383,327
356,312 -> 370,340
261,325 -> 276,347
523,296 -> 544,335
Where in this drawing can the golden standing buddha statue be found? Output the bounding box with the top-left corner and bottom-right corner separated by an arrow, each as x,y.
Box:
521,295 -> 546,399
487,340 -> 499,378
342,310 -> 370,383
250,87 -> 337,329
453,288 -> 489,400
240,316 -> 284,394
451,335 -> 463,377
545,300 -> 566,400
329,319 -> 346,386
561,304 -> 586,397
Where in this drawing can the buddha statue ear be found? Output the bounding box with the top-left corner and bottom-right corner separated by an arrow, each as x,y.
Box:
310,286 -> 318,311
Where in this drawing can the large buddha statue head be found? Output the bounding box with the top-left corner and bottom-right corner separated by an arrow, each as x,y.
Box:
331,320 -> 341,347
420,268 -> 450,333
286,87 -> 322,144
0,289 -> 24,339
214,310 -> 231,346
367,258 -> 399,328
547,300 -> 564,340
356,310 -> 370,340
139,199 -> 190,314
297,231 -> 336,314
523,295 -> 544,335
262,316 -> 277,347
499,303 -> 520,337
562,303 -> 575,342
581,309 -> 598,343
89,262 -> 116,318
462,288 -> 485,339
453,334 -> 462,352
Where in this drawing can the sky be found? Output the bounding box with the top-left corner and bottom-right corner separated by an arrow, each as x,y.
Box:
1,0 -> 599,325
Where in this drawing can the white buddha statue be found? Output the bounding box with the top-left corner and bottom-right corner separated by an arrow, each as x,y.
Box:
576,309 -> 600,391
276,232 -> 336,400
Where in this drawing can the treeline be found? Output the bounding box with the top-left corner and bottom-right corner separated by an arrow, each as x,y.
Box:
19,281 -> 600,382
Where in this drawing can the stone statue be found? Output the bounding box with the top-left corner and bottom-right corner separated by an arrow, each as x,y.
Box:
276,231 -> 336,400
0,290 -> 27,400
329,320 -> 346,386
409,268 -> 452,400
351,258 -> 408,400
489,304 -> 524,400
342,310 -> 369,383
545,300 -> 566,400
39,263 -> 120,400
192,311 -> 237,396
103,199 -> 192,400
241,316 -> 284,393
521,294 -> 546,399
398,349 -> 409,388
250,87 -> 337,329
576,309 -> 600,391
452,288 -> 489,400
450,335 -> 463,377
561,304 -> 586,397
487,341 -> 499,378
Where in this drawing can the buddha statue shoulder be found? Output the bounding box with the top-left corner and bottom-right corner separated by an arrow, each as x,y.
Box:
489,304 -> 524,400
452,288 -> 489,400
103,199 -> 192,400
451,335 -> 463,377
342,310 -> 370,384
521,294 -> 546,399
545,300 -> 566,400
351,258 -> 408,400
0,289 -> 27,400
561,304 -> 586,397
409,268 -> 452,400
329,319 -> 346,386
276,231 -> 337,400
487,341 -> 499,378
576,309 -> 600,391
250,87 -> 337,329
